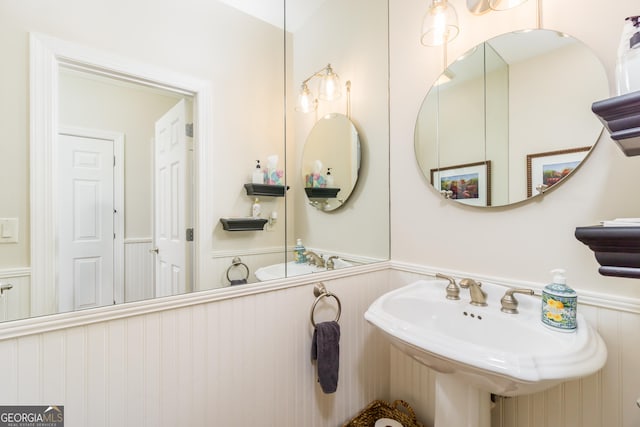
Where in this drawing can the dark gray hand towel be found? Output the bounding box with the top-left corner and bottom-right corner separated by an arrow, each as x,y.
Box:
311,320 -> 340,394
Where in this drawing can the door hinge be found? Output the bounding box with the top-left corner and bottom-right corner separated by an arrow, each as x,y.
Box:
185,123 -> 194,138
186,228 -> 194,242
114,155 -> 116,167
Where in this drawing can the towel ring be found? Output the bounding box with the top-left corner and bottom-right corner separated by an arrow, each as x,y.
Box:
226,256 -> 249,282
310,283 -> 342,328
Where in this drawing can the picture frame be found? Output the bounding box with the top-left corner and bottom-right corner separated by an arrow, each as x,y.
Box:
430,161 -> 492,207
526,147 -> 591,197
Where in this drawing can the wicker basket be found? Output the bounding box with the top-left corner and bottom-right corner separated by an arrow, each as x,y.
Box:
343,399 -> 425,427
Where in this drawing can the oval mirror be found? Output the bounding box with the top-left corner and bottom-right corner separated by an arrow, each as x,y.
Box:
302,113 -> 360,211
414,29 -> 609,207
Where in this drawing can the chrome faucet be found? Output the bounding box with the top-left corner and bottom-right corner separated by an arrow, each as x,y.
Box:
436,273 -> 460,300
500,288 -> 534,314
304,250 -> 325,268
326,256 -> 339,270
459,278 -> 487,306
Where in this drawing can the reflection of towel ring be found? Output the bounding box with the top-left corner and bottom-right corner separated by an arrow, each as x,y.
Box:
226,256 -> 249,283
310,283 -> 342,327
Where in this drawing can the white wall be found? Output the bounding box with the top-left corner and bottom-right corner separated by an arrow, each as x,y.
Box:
390,0 -> 640,299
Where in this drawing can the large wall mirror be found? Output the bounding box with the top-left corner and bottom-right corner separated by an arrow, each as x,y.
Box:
415,29 -> 609,207
0,0 -> 390,323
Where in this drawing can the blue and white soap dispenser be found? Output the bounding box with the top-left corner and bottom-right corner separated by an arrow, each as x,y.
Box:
541,268 -> 577,332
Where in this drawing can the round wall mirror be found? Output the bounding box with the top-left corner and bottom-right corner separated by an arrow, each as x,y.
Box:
414,29 -> 609,207
302,113 -> 361,211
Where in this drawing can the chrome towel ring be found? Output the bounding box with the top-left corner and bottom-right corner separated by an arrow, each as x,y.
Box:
310,283 -> 342,327
226,256 -> 249,284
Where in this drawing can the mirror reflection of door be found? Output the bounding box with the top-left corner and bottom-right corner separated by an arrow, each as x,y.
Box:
58,67 -> 194,309
57,129 -> 124,311
153,99 -> 192,297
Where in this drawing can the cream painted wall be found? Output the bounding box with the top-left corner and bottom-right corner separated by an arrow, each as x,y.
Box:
390,0 -> 640,299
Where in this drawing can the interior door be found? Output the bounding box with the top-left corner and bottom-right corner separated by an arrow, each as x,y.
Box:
154,99 -> 188,297
57,134 -> 115,311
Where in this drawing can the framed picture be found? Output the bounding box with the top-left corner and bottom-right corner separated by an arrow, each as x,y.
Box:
526,147 -> 591,197
430,161 -> 492,207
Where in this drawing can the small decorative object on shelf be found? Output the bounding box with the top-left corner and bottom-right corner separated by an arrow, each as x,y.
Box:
243,183 -> 289,197
304,187 -> 341,199
575,224 -> 640,278
591,90 -> 640,156
220,217 -> 268,231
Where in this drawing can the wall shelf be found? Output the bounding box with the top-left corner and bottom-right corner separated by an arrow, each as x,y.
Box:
220,217 -> 268,231
575,225 -> 640,279
304,187 -> 341,199
591,90 -> 640,156
244,183 -> 289,197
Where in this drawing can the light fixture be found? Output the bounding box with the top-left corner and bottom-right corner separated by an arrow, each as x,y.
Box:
420,0 -> 460,47
466,0 -> 528,15
297,64 -> 342,113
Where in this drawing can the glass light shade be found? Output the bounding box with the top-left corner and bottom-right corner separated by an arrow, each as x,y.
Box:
318,65 -> 342,101
297,83 -> 316,113
421,0 -> 460,46
489,0 -> 528,11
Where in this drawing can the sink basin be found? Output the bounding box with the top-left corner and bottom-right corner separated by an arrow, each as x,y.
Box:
365,279 -> 607,397
254,258 -> 352,281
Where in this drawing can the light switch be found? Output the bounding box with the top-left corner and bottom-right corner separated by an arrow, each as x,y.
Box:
0,218 -> 18,243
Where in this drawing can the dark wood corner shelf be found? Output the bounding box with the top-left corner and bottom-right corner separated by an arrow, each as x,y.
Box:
244,183 -> 289,197
591,90 -> 640,156
575,225 -> 640,279
220,217 -> 268,231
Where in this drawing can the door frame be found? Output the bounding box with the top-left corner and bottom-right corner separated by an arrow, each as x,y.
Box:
30,32 -> 213,316
58,126 -> 125,306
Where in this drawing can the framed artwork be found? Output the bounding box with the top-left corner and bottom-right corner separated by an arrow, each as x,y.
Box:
526,147 -> 591,197
430,161 -> 492,207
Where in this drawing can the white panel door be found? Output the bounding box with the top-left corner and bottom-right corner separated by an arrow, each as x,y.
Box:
154,100 -> 187,297
58,134 -> 114,311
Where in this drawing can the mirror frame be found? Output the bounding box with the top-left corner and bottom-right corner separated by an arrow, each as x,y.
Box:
29,32 -> 213,316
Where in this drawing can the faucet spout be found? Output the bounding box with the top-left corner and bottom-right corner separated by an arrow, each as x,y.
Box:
459,278 -> 487,307
303,250 -> 325,268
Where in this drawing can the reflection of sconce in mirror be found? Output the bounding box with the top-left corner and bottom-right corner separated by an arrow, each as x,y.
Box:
421,0 -> 460,46
467,0 -> 528,15
297,64 -> 342,113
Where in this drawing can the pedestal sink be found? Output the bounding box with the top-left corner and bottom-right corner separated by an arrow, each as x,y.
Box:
365,278 -> 607,427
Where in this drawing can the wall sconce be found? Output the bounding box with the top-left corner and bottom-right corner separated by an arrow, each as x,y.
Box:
467,0 -> 528,15
421,0 -> 460,47
297,64 -> 342,113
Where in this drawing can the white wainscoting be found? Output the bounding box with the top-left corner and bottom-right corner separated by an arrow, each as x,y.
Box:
387,267 -> 640,427
124,238 -> 154,303
0,268 -> 394,427
0,268 -> 31,321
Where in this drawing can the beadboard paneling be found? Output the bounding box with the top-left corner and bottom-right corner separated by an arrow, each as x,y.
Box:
0,269 -> 393,427
124,239 -> 154,302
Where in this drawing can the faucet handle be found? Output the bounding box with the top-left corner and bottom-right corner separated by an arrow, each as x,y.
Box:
436,273 -> 460,300
500,288 -> 535,314
326,256 -> 339,270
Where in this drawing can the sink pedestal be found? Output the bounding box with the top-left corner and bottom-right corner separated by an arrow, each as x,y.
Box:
434,374 -> 490,427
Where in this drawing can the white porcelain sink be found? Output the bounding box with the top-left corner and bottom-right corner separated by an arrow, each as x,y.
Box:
365,279 -> 607,397
254,258 -> 352,281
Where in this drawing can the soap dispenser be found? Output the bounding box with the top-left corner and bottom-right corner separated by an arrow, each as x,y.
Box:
293,238 -> 307,264
252,160 -> 264,184
541,268 -> 577,332
325,168 -> 334,187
